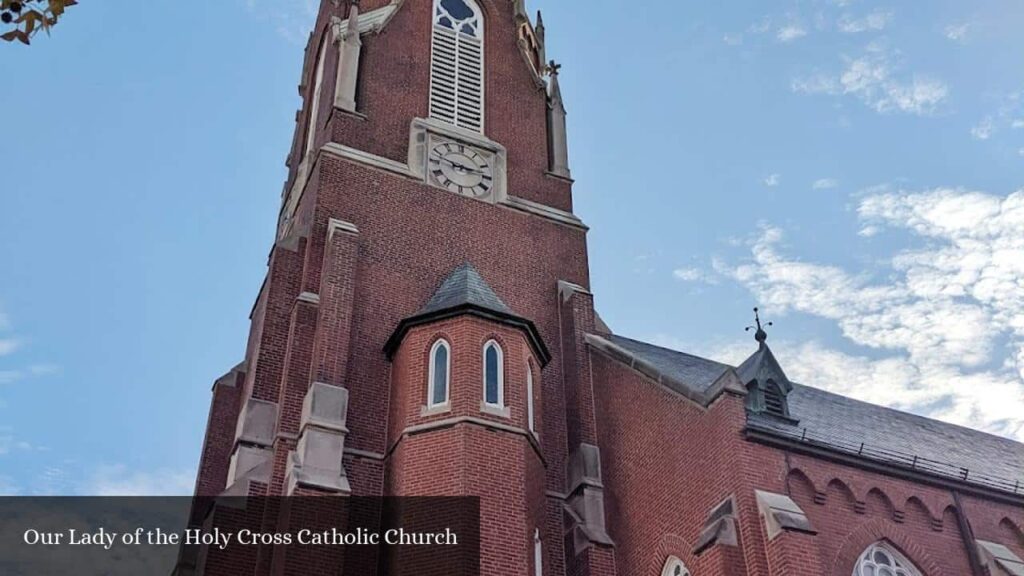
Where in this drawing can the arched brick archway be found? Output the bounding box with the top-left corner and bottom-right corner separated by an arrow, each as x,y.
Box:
647,534 -> 698,576
831,518 -> 947,576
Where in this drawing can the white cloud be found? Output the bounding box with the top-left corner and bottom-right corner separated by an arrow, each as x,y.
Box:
86,465 -> 195,496
813,178 -> 839,190
1019,148 -> 1024,157
793,48 -> 948,116
945,23 -> 970,42
838,11 -> 893,34
0,370 -> 22,385
673,267 -> 718,285
723,34 -> 743,46
764,174 -> 782,187
1013,120 -> 1024,129
0,435 -> 36,456
0,338 -> 19,357
777,24 -> 808,43
717,187 -> 1024,439
971,117 -> 996,140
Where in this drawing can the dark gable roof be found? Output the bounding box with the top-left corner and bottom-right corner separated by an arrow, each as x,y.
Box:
749,384 -> 1024,488
384,263 -> 551,365
603,334 -> 1024,493
606,335 -> 731,394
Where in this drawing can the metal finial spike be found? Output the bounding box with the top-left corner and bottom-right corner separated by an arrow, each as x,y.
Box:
745,307 -> 772,343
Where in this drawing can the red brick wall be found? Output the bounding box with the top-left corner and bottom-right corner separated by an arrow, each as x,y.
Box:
589,344 -> 1024,576
589,351 -> 755,576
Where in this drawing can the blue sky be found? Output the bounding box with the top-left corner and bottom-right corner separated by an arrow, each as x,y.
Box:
0,0 -> 1022,495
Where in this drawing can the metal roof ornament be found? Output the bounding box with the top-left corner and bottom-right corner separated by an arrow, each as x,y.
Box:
745,307 -> 773,345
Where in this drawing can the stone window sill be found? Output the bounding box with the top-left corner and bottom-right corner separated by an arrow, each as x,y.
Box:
420,403 -> 451,417
480,402 -> 510,419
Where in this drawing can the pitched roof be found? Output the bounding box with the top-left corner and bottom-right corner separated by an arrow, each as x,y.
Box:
384,263 -> 550,365
417,262 -> 515,317
599,333 -> 1024,495
751,384 -> 1024,487
605,335 -> 731,395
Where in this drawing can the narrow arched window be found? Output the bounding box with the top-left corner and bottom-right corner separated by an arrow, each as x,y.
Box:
305,36 -> 329,161
430,0 -> 484,132
483,340 -> 503,407
428,340 -> 451,407
533,529 -> 543,576
526,362 -> 536,434
661,557 -> 690,576
853,542 -> 922,576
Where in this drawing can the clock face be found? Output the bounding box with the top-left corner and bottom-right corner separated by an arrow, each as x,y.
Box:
428,142 -> 494,198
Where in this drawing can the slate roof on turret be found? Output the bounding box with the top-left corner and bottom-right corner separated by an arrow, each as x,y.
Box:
417,262 -> 515,318
384,263 -> 551,365
595,334 -> 1024,496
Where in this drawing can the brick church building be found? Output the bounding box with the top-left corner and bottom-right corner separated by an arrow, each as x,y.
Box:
183,0 -> 1024,574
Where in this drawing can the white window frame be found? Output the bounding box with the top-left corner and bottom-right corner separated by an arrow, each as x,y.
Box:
853,542 -> 922,576
482,340 -> 504,408
661,557 -> 690,576
526,362 -> 536,435
533,529 -> 543,576
427,339 -> 452,408
429,0 -> 485,133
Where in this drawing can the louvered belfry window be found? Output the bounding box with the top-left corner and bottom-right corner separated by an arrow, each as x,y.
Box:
430,0 -> 484,132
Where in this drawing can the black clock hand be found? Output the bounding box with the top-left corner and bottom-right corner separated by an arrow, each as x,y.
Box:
441,157 -> 484,175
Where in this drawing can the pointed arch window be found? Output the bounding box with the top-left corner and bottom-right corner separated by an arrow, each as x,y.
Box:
661,557 -> 691,576
430,0 -> 484,132
483,340 -> 503,407
853,542 -> 922,576
428,339 -> 451,407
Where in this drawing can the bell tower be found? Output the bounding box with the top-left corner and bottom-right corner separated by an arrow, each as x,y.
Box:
185,1 -> 618,575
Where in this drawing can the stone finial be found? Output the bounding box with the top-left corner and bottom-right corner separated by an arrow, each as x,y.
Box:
334,1 -> 362,112
535,11 -> 547,65
513,0 -> 528,21
546,60 -> 571,179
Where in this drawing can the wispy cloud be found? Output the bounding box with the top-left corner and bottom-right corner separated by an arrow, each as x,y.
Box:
813,178 -> 839,190
0,338 -> 18,357
971,117 -> 996,140
793,46 -> 948,116
715,187 -> 1024,440
945,23 -> 970,43
777,24 -> 808,43
838,11 -> 894,34
764,174 -> 782,187
673,267 -> 718,285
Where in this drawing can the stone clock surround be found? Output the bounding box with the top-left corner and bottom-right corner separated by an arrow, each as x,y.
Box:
409,117 -> 509,204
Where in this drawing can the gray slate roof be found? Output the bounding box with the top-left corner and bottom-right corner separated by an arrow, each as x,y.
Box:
605,334 -> 1024,490
417,262 -> 515,317
607,335 -> 731,394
